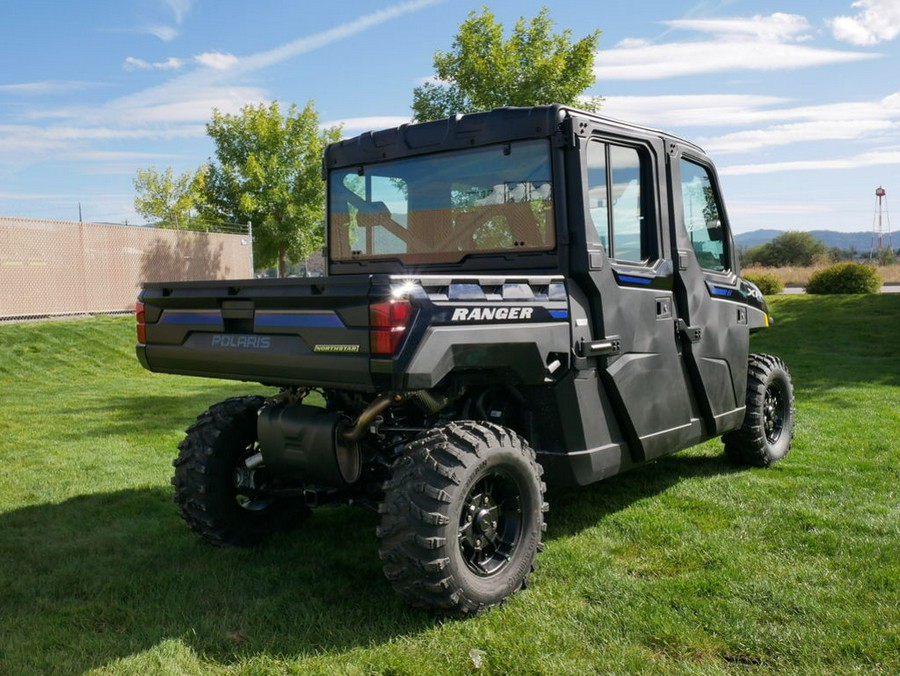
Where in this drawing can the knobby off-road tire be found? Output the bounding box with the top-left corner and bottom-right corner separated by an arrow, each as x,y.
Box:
378,421 -> 547,618
723,353 -> 796,467
172,395 -> 308,546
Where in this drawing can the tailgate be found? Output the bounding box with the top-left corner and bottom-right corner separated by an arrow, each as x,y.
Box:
137,276 -> 376,390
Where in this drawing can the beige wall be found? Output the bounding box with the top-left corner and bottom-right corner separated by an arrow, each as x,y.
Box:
0,217 -> 253,319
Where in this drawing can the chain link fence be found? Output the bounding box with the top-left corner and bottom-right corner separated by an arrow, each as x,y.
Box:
0,216 -> 253,322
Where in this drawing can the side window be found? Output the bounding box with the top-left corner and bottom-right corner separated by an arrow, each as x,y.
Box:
609,146 -> 642,263
586,142 -> 609,250
586,141 -> 651,263
680,159 -> 728,272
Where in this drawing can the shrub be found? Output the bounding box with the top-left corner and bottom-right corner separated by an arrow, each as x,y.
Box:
805,262 -> 882,294
743,272 -> 784,296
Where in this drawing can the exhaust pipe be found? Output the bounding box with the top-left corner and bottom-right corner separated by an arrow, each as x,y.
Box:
339,392 -> 399,442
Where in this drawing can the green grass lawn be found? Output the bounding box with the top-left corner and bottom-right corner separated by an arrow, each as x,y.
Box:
1,296 -> 898,675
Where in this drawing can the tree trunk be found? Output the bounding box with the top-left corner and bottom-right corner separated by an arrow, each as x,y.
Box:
278,248 -> 287,278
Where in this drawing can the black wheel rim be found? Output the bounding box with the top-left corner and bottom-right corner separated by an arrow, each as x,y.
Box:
458,470 -> 523,577
764,381 -> 787,445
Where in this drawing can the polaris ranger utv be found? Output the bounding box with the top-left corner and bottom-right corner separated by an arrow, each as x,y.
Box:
136,105 -> 795,617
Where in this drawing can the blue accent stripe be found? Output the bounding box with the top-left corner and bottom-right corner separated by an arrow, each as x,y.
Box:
160,312 -> 222,326
255,313 -> 344,328
549,310 -> 569,320
617,274 -> 653,286
711,286 -> 733,297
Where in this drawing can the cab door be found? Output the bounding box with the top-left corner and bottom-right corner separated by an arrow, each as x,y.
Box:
579,136 -> 701,461
667,151 -> 750,434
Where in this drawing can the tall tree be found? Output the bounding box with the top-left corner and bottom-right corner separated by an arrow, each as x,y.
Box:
412,6 -> 601,122
133,166 -> 205,228
198,101 -> 342,276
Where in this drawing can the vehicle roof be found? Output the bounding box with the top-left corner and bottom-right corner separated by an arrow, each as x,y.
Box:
323,104 -> 707,172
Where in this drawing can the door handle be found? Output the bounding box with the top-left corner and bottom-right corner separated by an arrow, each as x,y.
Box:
656,297 -> 672,319
577,336 -> 621,357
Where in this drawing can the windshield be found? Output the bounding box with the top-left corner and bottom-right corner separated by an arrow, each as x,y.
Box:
328,140 -> 555,265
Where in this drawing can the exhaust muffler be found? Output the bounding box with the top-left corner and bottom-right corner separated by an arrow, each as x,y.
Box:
257,404 -> 360,487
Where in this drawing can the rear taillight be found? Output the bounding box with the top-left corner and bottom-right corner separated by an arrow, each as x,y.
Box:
135,301 -> 146,344
369,299 -> 413,356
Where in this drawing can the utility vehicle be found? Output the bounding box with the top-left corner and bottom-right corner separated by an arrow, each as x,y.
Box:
136,105 -> 795,617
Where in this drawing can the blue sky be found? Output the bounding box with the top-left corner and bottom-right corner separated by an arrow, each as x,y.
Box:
1,0 -> 898,233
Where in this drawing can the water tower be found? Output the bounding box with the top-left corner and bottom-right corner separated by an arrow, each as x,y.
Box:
872,186 -> 892,257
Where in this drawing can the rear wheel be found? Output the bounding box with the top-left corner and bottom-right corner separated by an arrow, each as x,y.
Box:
172,395 -> 309,546
378,421 -> 547,617
724,353 -> 795,467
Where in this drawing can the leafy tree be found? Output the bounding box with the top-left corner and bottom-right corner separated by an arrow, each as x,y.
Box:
743,231 -> 827,267
197,101 -> 342,276
770,231 -> 827,266
875,246 -> 897,265
133,166 -> 205,228
828,245 -> 857,262
412,6 -> 601,122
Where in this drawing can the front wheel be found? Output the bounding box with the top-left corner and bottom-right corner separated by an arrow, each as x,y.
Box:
723,353 -> 795,467
172,395 -> 309,546
377,421 -> 547,617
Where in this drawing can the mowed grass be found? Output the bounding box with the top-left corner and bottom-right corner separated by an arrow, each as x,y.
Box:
0,296 -> 897,675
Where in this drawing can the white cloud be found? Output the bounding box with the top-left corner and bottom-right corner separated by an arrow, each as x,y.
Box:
144,24 -> 179,42
140,0 -> 193,41
725,199 -> 856,233
665,12 -> 813,41
598,12 -> 877,80
0,0 -> 445,173
0,120 -> 212,172
601,92 -> 900,156
108,87 -> 268,124
0,191 -> 84,202
164,0 -> 192,25
727,201 -> 836,216
614,37 -> 652,49
0,135 -> 68,156
123,57 -> 184,72
0,81 -> 101,95
0,123 -> 205,161
124,57 -> 151,71
78,150 -> 179,162
194,52 -> 239,71
829,0 -> 900,45
721,149 -> 900,175
601,94 -> 790,128
700,119 -> 898,154
236,0 -> 445,73
102,0 -> 445,127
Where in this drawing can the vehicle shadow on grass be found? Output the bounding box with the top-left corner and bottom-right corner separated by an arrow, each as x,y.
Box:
0,489 -> 436,674
64,387 -> 272,441
544,450 -> 744,537
0,451 -> 740,673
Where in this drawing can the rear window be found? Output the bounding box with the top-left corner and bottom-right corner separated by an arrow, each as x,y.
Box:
329,140 -> 555,265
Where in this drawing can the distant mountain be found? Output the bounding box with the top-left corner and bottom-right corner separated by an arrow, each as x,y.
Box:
734,230 -> 887,253
733,229 -> 783,249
